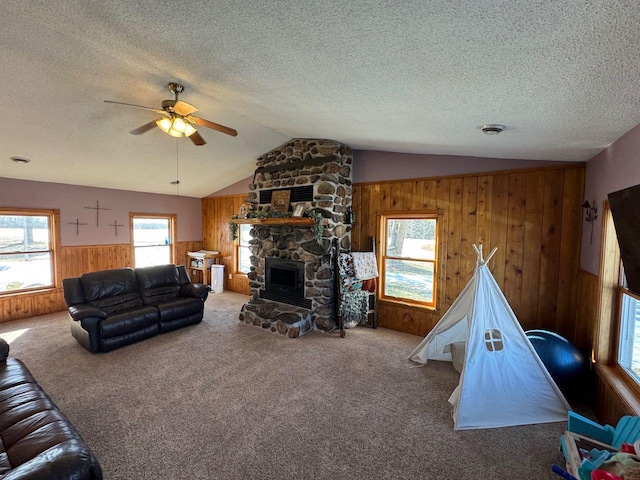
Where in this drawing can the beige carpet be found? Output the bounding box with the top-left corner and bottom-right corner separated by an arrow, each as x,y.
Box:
0,292 -> 568,479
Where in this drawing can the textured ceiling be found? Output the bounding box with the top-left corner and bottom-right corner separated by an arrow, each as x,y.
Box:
2,1 -> 640,198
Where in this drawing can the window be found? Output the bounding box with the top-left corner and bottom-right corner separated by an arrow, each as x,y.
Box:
617,269 -> 640,383
130,214 -> 176,268
0,210 -> 57,294
484,329 -> 504,352
598,201 -> 640,391
379,211 -> 438,308
236,224 -> 252,274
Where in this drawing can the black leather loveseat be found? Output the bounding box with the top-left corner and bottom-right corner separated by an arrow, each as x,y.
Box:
63,264 -> 208,353
0,338 -> 102,479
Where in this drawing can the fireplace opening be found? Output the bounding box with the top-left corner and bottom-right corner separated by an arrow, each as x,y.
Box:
261,257 -> 311,308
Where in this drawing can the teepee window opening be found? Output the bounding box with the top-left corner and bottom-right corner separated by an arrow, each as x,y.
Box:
379,211 -> 438,308
484,329 -> 504,352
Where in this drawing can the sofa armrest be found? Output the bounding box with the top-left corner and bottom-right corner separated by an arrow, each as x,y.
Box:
2,440 -> 103,480
68,305 -> 107,321
0,338 -> 9,362
180,283 -> 209,301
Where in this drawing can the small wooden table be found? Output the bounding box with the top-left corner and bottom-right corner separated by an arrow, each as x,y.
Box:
186,251 -> 221,286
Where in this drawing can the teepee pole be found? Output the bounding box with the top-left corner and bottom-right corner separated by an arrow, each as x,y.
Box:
485,247 -> 498,265
472,244 -> 482,263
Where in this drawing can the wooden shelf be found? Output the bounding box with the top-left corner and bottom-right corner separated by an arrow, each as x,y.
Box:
231,217 -> 317,226
186,251 -> 222,286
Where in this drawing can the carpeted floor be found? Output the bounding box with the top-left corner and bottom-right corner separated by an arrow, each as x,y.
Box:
0,292 -> 568,479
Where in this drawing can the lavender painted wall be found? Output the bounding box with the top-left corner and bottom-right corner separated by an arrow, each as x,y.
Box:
0,177 -> 202,246
208,149 -> 563,197
352,150 -> 561,183
207,176 -> 251,197
581,124 -> 640,274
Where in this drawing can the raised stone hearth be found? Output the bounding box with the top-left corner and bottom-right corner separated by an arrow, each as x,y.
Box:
239,139 -> 353,337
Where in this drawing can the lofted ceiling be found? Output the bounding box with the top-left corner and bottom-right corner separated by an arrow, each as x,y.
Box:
2,1 -> 640,198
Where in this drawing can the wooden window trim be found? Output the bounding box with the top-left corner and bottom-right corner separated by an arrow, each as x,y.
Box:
234,224 -> 251,275
0,208 -> 61,296
595,200 -> 640,413
129,213 -> 177,267
378,209 -> 441,310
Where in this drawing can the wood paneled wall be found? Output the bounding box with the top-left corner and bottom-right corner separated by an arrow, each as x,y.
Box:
352,164 -> 586,344
0,240 -> 202,323
201,195 -> 250,295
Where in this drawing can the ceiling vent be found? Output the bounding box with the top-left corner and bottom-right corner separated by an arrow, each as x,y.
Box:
481,124 -> 505,135
10,156 -> 31,164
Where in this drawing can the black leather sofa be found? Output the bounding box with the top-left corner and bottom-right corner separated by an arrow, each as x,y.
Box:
0,338 -> 102,479
63,265 -> 209,353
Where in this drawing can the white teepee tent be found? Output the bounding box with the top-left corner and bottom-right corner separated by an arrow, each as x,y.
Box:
408,244 -> 570,430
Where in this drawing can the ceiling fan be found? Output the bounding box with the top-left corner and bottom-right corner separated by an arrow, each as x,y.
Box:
104,82 -> 237,146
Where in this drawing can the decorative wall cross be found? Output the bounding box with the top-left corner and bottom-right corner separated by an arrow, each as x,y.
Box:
84,201 -> 110,227
68,218 -> 88,236
109,219 -> 124,237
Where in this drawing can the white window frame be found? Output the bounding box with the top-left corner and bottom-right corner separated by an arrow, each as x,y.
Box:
130,213 -> 176,268
236,223 -> 252,274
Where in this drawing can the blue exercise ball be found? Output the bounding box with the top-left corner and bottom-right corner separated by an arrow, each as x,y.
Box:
525,329 -> 587,385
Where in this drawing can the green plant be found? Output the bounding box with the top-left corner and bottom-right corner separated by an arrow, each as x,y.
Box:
229,220 -> 239,241
229,210 -> 294,240
306,210 -> 324,244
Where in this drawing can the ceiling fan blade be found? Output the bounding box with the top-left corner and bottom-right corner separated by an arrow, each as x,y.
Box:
173,100 -> 198,116
130,120 -> 160,135
193,117 -> 238,137
189,130 -> 206,146
104,100 -> 165,114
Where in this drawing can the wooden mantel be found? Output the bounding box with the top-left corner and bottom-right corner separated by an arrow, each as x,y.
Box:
231,217 -> 318,226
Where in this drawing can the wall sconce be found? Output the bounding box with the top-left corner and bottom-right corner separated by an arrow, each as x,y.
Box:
582,200 -> 598,244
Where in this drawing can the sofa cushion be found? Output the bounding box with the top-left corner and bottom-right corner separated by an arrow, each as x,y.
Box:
136,264 -> 181,304
80,269 -> 143,315
0,359 -> 102,479
155,297 -> 204,323
100,306 -> 159,339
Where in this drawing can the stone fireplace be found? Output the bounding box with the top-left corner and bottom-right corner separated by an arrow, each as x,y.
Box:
262,257 -> 309,308
239,138 -> 353,337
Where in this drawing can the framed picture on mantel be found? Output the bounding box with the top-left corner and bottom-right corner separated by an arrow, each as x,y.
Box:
292,204 -> 305,217
271,190 -> 291,213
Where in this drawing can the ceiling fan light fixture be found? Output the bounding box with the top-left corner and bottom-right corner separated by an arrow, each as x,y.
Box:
156,116 -> 195,138
184,123 -> 196,137
172,117 -> 187,133
156,117 -> 173,134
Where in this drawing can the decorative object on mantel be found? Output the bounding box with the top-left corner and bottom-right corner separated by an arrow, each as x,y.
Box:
306,210 -> 324,244
109,219 -> 124,237
229,220 -> 239,241
84,201 -> 110,227
229,209 -> 324,243
238,204 -> 248,219
229,210 -> 293,240
292,204 -> 305,217
271,190 -> 290,213
582,200 -> 598,244
68,218 -> 88,236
